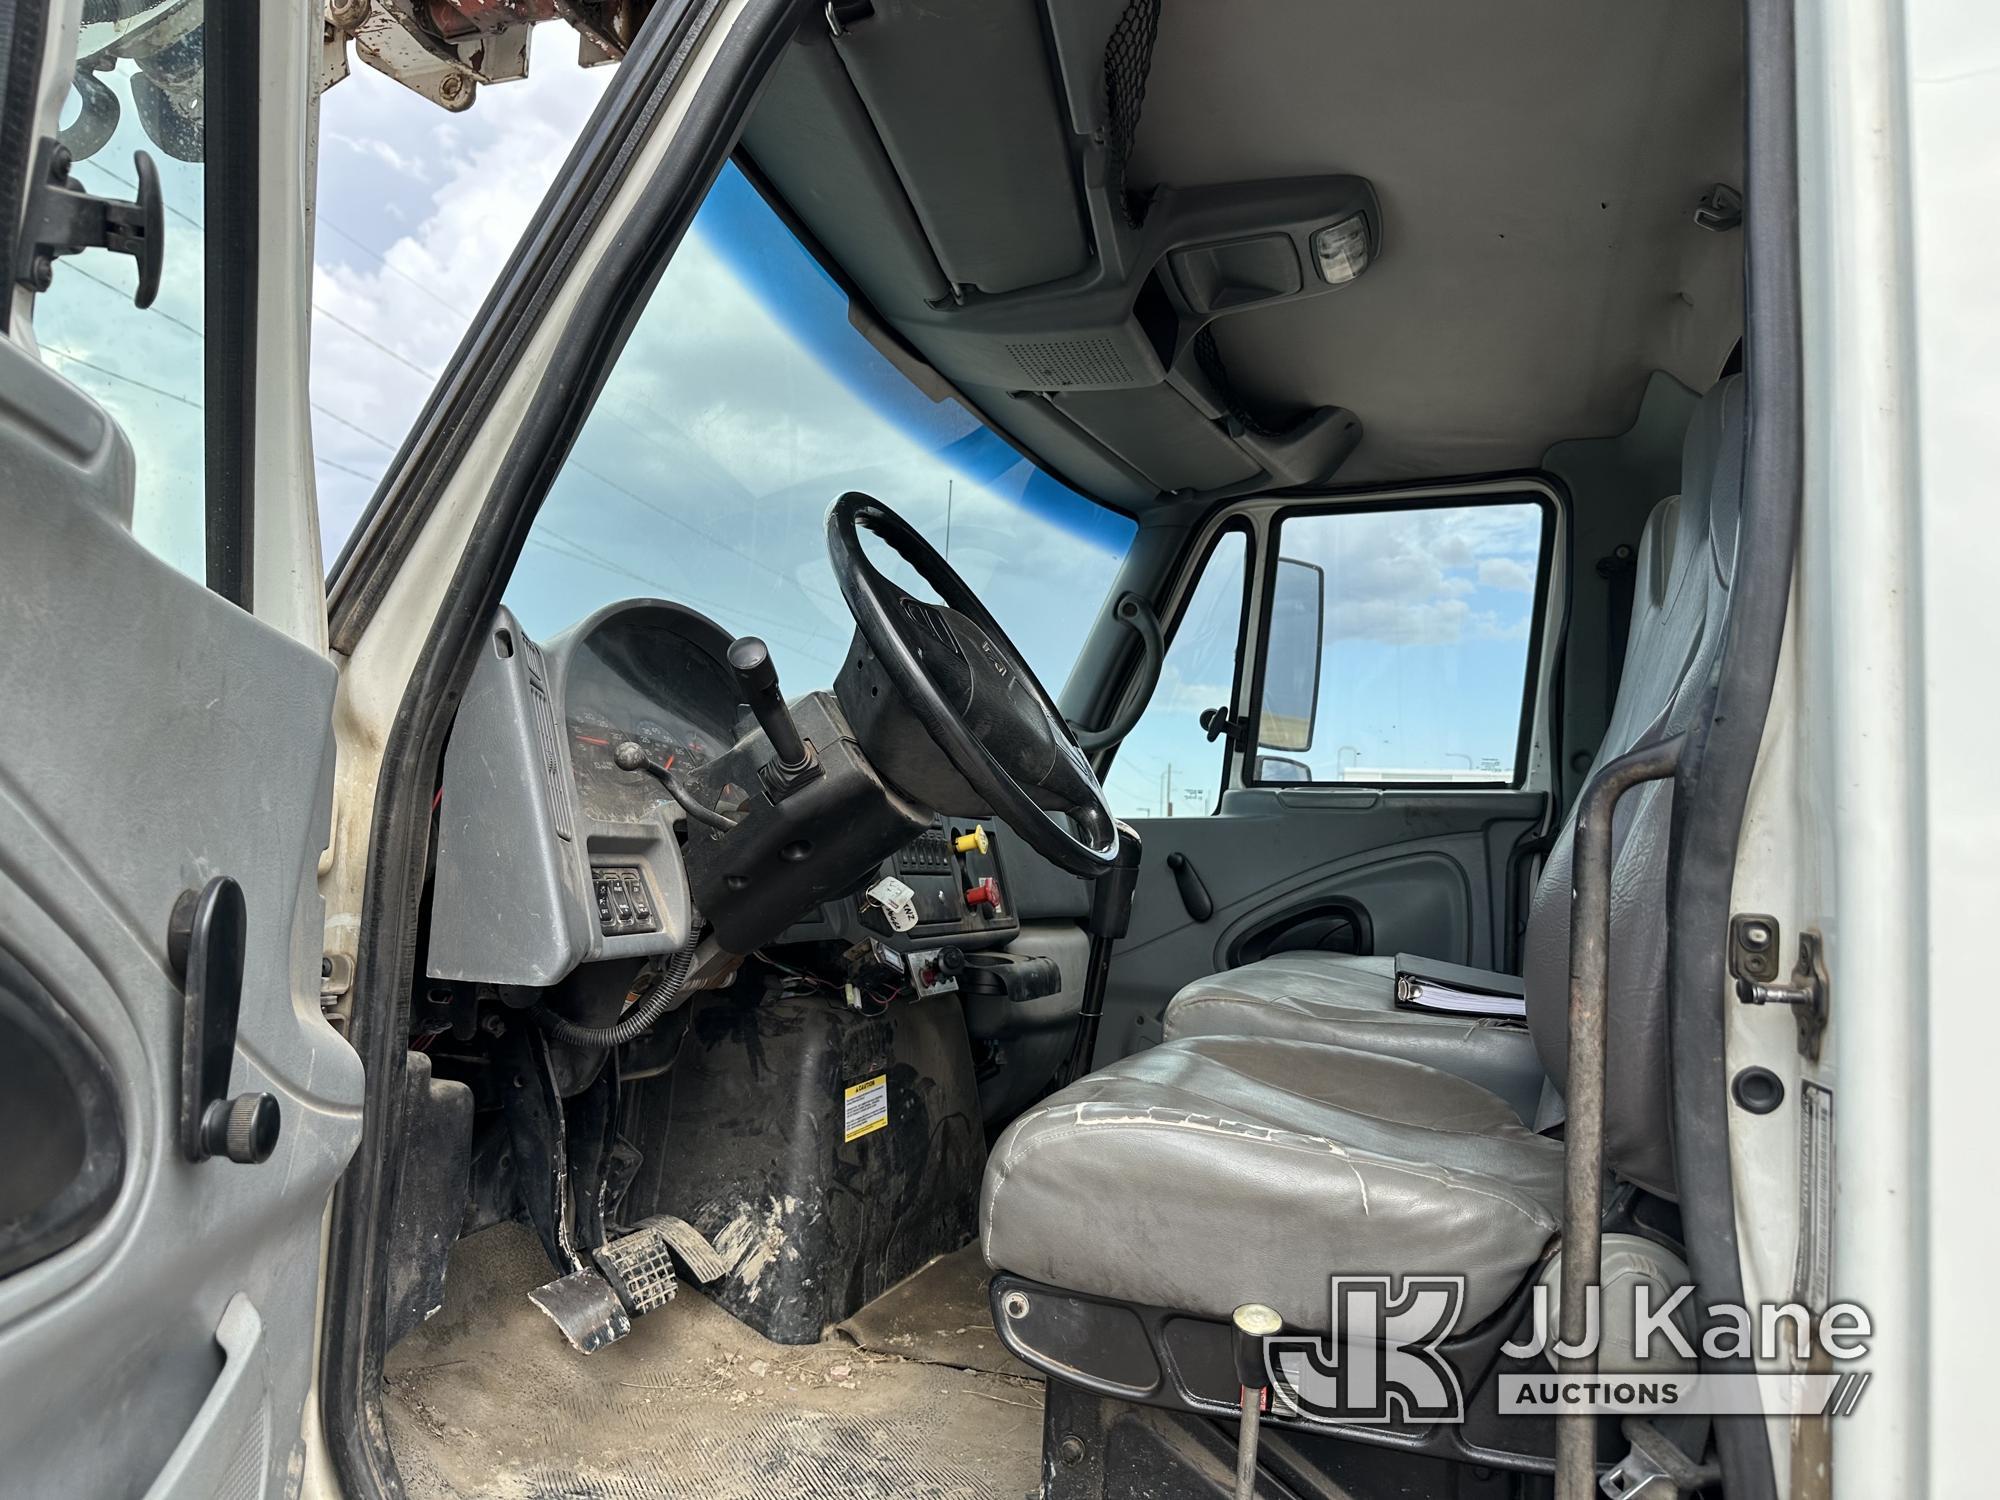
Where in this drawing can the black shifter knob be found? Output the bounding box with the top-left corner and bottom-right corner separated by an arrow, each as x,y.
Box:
727,636 -> 809,771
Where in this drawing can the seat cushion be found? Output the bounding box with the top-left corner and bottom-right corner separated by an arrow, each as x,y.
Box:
1161,953 -> 1546,1123
981,1035 -> 1563,1330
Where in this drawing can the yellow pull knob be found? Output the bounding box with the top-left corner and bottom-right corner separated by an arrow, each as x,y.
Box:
954,824 -> 989,856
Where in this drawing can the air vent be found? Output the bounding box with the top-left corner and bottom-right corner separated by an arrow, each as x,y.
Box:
1005,337 -> 1133,390
526,664 -> 575,843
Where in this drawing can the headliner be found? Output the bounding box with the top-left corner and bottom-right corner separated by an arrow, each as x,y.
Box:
1126,0 -> 1745,481
744,0 -> 1746,504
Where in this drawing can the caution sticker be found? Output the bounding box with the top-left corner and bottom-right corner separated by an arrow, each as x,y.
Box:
1793,1081 -> 1835,1309
843,1074 -> 889,1142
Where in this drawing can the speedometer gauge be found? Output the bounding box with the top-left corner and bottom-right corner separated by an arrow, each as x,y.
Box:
552,600 -> 743,824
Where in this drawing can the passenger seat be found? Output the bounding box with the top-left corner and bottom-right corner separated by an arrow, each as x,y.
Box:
1159,375 -> 1745,1152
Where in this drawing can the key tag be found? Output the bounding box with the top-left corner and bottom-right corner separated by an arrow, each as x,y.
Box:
865,876 -> 920,933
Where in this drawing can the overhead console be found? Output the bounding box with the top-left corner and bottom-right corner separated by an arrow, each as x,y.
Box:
741,1 -> 1379,501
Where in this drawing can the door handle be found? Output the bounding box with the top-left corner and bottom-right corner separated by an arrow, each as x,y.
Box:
168,876 -> 280,1165
1165,852 -> 1213,923
140,1295 -> 266,1500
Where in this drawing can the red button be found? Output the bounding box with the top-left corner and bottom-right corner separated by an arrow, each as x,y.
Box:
965,877 -> 1001,911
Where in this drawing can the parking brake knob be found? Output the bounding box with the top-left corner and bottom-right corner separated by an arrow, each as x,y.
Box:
727,636 -> 810,773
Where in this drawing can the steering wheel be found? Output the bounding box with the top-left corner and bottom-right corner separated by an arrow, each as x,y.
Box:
826,492 -> 1119,877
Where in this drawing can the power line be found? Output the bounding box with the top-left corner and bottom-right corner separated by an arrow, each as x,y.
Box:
314,302 -> 437,381
43,346 -> 200,410
317,454 -> 380,485
318,217 -> 459,313
529,530 -> 842,674
66,259 -> 197,333
311,400 -> 398,452
74,153 -> 861,650
55,266 -> 415,478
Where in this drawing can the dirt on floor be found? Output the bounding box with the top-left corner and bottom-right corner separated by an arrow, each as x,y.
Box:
383,1223 -> 1045,1500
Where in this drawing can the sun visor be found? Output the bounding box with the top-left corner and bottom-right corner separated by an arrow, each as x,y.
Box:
831,0 -> 1089,296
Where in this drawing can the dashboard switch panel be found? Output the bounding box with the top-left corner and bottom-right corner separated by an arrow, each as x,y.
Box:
593,866 -> 657,937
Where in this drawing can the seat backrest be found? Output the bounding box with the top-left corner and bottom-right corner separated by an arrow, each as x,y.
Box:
1521,375 -> 1747,1197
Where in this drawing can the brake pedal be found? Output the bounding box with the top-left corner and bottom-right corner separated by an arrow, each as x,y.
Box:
595,1220 -> 683,1317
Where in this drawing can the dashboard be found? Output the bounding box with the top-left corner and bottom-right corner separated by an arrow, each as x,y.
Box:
424,597 -> 1034,988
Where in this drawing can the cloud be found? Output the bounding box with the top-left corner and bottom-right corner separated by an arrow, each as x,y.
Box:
1477,556 -> 1535,591
307,44 -> 1127,696
334,133 -> 432,181
310,35 -> 615,553
1280,503 -> 1543,647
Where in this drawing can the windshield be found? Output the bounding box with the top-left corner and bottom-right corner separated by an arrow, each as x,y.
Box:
502,163 -> 1135,690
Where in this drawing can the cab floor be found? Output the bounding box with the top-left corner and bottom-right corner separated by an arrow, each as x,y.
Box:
383,1223 -> 1043,1500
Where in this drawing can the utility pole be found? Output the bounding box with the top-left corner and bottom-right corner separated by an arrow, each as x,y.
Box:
1162,762 -> 1174,818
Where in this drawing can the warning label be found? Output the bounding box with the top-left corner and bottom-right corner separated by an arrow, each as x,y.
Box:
1794,1081 -> 1835,1309
843,1074 -> 889,1142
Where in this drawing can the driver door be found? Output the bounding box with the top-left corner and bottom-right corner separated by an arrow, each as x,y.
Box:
0,4 -> 362,1496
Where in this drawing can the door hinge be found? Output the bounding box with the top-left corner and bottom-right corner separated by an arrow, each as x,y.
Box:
1729,914 -> 1827,1060
14,137 -> 165,308
319,950 -> 355,1014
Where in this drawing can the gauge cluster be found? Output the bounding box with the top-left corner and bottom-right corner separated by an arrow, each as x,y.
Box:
561,605 -> 744,825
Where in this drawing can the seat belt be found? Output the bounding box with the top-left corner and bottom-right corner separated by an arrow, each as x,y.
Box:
1598,543 -> 1639,708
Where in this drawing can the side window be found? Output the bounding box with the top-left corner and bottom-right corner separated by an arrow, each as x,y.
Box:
1253,499 -> 1549,786
36,15 -> 211,583
1106,527 -> 1249,819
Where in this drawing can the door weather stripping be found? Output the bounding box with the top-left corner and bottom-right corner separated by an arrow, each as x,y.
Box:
1555,735 -> 1685,1500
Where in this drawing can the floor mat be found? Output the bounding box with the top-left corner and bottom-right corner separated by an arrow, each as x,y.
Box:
835,1245 -> 1033,1380
385,1225 -> 1044,1500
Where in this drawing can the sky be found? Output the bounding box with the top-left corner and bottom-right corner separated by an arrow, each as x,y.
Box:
42,25 -> 1542,826
1100,504 -> 1543,817
311,30 -> 618,556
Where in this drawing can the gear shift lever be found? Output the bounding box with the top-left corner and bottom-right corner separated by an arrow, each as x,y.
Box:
727,636 -> 812,776
1231,1302 -> 1282,1500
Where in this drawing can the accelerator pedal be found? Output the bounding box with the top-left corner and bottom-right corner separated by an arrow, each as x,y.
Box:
641,1212 -> 731,1285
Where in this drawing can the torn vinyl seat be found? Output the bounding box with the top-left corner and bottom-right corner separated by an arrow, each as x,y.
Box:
977,378 -> 1746,1428
1158,375 -> 1747,1149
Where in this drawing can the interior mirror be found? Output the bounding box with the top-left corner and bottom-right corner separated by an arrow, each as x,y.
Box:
1255,754 -> 1312,783
1258,558 -> 1325,752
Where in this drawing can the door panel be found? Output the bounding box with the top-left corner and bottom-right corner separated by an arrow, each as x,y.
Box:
1099,787 -> 1542,1061
0,345 -> 363,1497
